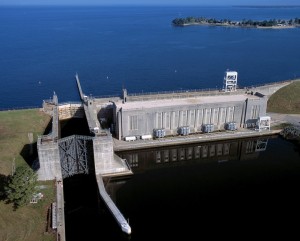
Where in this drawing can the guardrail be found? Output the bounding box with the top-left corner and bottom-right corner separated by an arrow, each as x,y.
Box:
91,79 -> 296,100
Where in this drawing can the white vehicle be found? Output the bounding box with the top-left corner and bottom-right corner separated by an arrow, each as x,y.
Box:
141,134 -> 152,140
125,136 -> 137,141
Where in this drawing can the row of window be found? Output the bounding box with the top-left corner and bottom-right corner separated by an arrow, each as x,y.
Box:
128,107 -> 237,131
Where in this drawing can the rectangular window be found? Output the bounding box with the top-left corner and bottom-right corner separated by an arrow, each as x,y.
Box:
164,112 -> 171,129
204,108 -> 211,124
129,115 -> 138,130
156,112 -> 162,129
227,106 -> 234,122
182,110 -> 187,126
171,111 -> 176,130
190,110 -> 195,127
179,111 -> 183,126
251,105 -> 260,119
219,108 -> 226,125
211,108 -> 219,125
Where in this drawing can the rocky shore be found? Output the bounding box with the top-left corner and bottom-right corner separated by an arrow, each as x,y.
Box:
280,126 -> 300,141
267,112 -> 300,142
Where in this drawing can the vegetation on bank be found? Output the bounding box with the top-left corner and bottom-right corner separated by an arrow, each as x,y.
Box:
0,109 -> 55,241
172,16 -> 300,28
267,81 -> 300,142
267,81 -> 300,114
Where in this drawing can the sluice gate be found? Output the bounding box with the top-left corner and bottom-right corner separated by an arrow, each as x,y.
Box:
58,135 -> 94,179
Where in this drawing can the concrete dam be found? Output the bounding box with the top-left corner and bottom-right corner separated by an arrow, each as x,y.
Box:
36,70 -> 294,239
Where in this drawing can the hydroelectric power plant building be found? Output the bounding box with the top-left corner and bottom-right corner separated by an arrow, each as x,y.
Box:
111,70 -> 268,140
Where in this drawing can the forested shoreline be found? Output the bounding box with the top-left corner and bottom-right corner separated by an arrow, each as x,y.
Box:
172,16 -> 300,28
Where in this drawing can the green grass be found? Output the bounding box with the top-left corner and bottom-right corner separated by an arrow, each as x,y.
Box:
0,109 -> 56,241
0,180 -> 56,241
0,109 -> 51,175
267,80 -> 300,114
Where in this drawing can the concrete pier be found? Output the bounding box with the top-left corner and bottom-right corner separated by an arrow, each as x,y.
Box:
92,134 -> 132,234
96,174 -> 131,235
76,73 -> 105,136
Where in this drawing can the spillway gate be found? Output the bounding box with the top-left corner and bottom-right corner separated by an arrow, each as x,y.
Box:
58,135 -> 94,179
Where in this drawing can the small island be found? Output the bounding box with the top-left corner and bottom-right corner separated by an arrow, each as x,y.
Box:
172,16 -> 300,29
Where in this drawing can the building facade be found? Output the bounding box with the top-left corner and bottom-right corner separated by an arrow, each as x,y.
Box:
112,71 -> 268,140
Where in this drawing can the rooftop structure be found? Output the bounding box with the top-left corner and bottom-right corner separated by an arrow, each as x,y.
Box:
223,70 -> 238,92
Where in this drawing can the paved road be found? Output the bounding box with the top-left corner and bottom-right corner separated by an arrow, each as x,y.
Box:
112,113 -> 300,151
267,112 -> 300,128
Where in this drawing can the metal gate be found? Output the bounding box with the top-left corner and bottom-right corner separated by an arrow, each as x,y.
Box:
58,135 -> 94,178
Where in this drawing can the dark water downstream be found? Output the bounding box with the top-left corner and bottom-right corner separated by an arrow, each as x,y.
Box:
61,119 -> 300,240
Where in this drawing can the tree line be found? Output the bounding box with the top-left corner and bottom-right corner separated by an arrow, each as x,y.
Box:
172,16 -> 300,27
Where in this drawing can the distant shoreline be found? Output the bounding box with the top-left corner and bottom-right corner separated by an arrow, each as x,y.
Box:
180,22 -> 296,29
172,17 -> 300,29
233,5 -> 300,8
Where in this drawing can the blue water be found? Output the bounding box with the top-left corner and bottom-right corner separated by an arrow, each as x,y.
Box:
1,6 -> 300,109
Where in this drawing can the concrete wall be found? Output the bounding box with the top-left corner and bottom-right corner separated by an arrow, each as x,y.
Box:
37,139 -> 62,181
244,95 -> 268,128
93,135 -> 115,175
58,104 -> 84,120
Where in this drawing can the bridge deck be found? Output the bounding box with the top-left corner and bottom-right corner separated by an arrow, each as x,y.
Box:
96,174 -> 131,235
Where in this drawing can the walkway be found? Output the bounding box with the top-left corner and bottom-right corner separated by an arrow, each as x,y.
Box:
113,112 -> 300,152
56,179 -> 65,241
95,174 -> 131,235
113,128 -> 281,152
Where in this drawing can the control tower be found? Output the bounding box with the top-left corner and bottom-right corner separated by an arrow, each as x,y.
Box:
223,70 -> 238,92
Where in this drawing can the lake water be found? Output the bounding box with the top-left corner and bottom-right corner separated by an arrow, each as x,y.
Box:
0,6 -> 300,109
62,126 -> 300,240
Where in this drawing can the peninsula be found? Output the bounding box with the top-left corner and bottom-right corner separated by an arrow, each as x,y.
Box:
172,16 -> 300,29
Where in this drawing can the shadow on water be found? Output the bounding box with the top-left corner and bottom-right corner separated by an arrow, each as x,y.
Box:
63,174 -> 129,241
60,117 -> 102,241
113,135 -> 300,239
60,123 -> 300,240
60,117 -> 129,240
60,118 -> 91,138
64,174 -> 99,241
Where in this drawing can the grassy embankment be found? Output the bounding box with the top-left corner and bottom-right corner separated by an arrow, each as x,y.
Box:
267,80 -> 300,129
0,108 -> 56,241
267,81 -> 300,114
